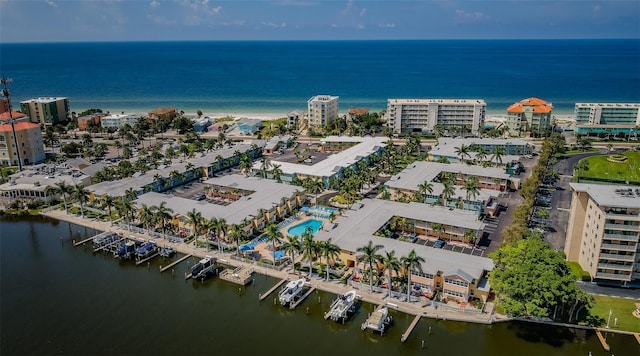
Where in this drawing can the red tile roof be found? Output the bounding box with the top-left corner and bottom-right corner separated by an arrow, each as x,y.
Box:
507,98 -> 553,114
520,97 -> 548,106
506,103 -> 524,113
0,111 -> 27,120
0,121 -> 40,132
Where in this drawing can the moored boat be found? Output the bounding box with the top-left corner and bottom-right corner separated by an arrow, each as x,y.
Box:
278,279 -> 307,306
136,241 -> 159,259
327,290 -> 358,322
361,306 -> 392,333
191,257 -> 216,280
159,246 -> 176,258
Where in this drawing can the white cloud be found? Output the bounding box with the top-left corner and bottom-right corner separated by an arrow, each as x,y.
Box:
261,21 -> 287,28
45,0 -> 57,8
180,0 -> 221,15
359,8 -> 366,17
148,14 -> 175,25
378,22 -> 395,28
150,1 -> 160,8
454,9 -> 490,23
272,0 -> 316,6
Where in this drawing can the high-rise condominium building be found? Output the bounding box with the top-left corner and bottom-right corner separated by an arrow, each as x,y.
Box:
574,103 -> 640,137
505,97 -> 553,136
565,183 -> 640,287
307,95 -> 339,128
20,97 -> 70,125
385,99 -> 486,135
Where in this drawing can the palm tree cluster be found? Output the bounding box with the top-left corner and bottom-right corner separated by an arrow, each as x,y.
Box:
356,240 -> 426,300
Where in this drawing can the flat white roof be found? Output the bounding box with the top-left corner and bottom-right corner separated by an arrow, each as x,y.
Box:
20,97 -> 68,103
313,199 -> 492,277
387,161 -> 514,190
570,183 -> 640,209
388,98 -> 486,105
256,136 -> 386,177
436,137 -> 531,148
136,175 -> 300,225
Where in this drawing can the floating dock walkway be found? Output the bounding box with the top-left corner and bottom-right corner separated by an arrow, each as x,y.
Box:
634,333 -> 640,345
160,254 -> 192,273
595,329 -> 610,351
219,266 -> 253,285
289,287 -> 315,310
136,252 -> 159,266
93,238 -> 124,253
259,279 -> 287,301
73,231 -> 112,246
401,314 -> 421,342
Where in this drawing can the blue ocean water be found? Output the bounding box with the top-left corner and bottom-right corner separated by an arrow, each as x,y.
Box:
1,40 -> 639,115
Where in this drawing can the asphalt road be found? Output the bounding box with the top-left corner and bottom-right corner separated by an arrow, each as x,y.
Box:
576,281 -> 640,299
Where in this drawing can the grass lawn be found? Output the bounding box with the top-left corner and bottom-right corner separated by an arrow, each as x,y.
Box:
590,295 -> 640,333
562,148 -> 599,155
575,150 -> 640,184
566,261 -> 590,281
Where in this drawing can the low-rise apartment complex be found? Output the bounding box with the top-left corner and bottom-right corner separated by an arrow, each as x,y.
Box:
564,183 -> 640,287
20,97 -> 70,125
100,114 -> 143,129
385,98 -> 486,135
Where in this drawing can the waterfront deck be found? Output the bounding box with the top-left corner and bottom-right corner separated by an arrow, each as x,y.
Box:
136,252 -> 159,265
595,329 -> 610,351
401,314 -> 421,342
73,230 -> 113,246
160,253 -> 192,273
93,237 -> 124,253
219,266 -> 254,286
289,286 -> 315,310
259,279 -> 287,301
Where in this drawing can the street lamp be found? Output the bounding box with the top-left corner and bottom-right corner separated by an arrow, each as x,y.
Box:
1,75 -> 23,171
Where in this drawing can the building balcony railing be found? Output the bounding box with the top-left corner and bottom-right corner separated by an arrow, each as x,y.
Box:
603,233 -> 639,242
599,253 -> 635,262
595,272 -> 631,281
605,212 -> 640,221
604,223 -> 639,231
601,243 -> 637,251
597,262 -> 634,271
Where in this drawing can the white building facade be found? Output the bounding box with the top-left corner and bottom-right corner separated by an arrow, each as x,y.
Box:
307,95 -> 339,128
385,99 -> 486,135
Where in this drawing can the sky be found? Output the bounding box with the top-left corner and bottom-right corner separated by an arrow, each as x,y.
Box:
1,0 -> 639,42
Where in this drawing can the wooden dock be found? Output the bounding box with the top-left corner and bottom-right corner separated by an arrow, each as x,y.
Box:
634,333 -> 640,345
259,279 -> 287,301
136,252 -> 159,266
219,266 -> 253,285
93,238 -> 124,253
73,235 -> 98,246
401,314 -> 421,342
595,329 -> 610,351
160,254 -> 193,273
361,304 -> 385,331
290,287 -> 316,310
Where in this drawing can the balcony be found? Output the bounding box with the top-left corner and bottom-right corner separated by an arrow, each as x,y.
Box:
605,211 -> 640,221
604,223 -> 639,231
597,263 -> 634,271
601,243 -> 637,251
595,272 -> 631,281
603,233 -> 639,242
599,253 -> 635,262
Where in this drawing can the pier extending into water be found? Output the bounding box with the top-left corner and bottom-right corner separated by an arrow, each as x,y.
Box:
401,314 -> 422,342
595,329 -> 610,351
290,287 -> 315,310
259,279 -> 287,301
160,254 -> 192,273
73,231 -> 114,246
220,266 -> 253,286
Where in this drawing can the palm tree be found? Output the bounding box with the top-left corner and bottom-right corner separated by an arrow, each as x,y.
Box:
100,195 -> 117,225
117,198 -> 136,231
72,184 -> 90,218
454,144 -> 471,162
239,154 -> 253,177
282,235 -> 302,275
154,201 -> 174,239
303,177 -> 324,205
259,156 -> 272,178
356,240 -> 383,293
463,176 -> 480,202
212,217 -> 228,252
55,181 -> 72,212
401,249 -> 425,302
319,238 -> 341,281
490,146 -> 506,167
271,164 -> 283,183
187,208 -> 203,246
301,227 -> 317,276
441,181 -> 455,207
432,223 -> 446,241
124,188 -> 138,201
44,185 -> 59,204
417,180 -> 434,203
229,223 -> 247,255
475,146 -> 487,164
381,250 -> 400,298
264,223 -> 283,250
137,203 -> 155,235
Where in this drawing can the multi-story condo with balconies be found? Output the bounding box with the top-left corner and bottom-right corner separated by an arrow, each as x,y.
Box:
0,114 -> 45,166
565,183 -> 640,288
20,97 -> 70,125
505,97 -> 553,136
307,95 -> 339,128
385,98 -> 485,135
574,103 -> 640,137
100,113 -> 142,129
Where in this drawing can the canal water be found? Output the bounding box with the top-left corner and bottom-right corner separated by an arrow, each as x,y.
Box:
1,215 -> 637,355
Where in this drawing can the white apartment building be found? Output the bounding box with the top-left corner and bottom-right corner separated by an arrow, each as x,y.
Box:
565,183 -> 640,287
100,114 -> 142,129
575,103 -> 640,126
307,95 -> 339,128
385,99 -> 486,135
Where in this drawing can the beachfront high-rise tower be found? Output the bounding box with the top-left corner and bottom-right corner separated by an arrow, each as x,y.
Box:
574,103 -> 640,138
307,95 -> 339,129
20,97 -> 70,125
505,97 -> 553,137
385,98 -> 486,135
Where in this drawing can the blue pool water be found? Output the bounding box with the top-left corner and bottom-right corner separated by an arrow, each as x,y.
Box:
287,219 -> 323,237
239,236 -> 267,251
271,250 -> 285,260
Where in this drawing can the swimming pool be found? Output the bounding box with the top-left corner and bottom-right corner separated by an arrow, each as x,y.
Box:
271,250 -> 286,260
287,219 -> 323,236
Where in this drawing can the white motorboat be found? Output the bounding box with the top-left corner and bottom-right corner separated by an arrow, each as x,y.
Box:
278,279 -> 307,306
362,306 -> 392,333
327,290 -> 358,322
191,257 -> 216,280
